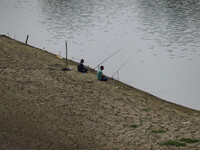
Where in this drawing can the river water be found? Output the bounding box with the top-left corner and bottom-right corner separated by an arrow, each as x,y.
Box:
0,0 -> 200,110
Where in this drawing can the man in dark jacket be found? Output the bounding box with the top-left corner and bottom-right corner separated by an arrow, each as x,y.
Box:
78,59 -> 88,73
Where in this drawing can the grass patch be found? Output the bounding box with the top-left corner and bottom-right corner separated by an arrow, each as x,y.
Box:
151,129 -> 166,133
143,108 -> 151,111
160,140 -> 186,147
130,124 -> 138,128
179,138 -> 199,143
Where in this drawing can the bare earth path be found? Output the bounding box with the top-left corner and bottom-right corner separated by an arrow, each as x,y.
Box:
0,35 -> 200,150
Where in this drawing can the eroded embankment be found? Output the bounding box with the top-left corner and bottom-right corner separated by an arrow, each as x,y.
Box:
0,35 -> 200,150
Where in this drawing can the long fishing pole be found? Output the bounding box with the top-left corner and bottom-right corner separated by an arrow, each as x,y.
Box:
93,49 -> 121,70
111,56 -> 132,78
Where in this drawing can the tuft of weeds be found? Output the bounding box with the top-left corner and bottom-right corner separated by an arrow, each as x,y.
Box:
143,108 -> 151,111
179,138 -> 199,143
160,140 -> 186,147
160,138 -> 199,147
151,129 -> 166,133
130,124 -> 138,128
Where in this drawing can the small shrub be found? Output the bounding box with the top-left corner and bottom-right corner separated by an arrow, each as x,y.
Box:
179,138 -> 199,143
160,140 -> 186,147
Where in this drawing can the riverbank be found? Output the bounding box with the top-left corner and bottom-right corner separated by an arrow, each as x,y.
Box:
0,35 -> 200,149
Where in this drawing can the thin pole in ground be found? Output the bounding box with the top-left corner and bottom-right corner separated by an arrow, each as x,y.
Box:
62,41 -> 71,71
66,41 -> 68,67
25,35 -> 29,44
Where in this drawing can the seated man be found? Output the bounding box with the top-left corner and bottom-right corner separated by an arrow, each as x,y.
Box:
97,65 -> 108,81
78,59 -> 88,73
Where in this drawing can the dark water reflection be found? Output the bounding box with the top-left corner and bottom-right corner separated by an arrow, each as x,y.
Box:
137,0 -> 200,58
39,0 -> 96,38
0,0 -> 200,110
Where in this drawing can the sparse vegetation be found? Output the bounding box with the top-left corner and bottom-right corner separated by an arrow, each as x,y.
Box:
130,124 -> 138,128
1,35 -> 200,150
151,129 -> 166,133
143,108 -> 151,111
160,140 -> 186,147
179,138 -> 199,143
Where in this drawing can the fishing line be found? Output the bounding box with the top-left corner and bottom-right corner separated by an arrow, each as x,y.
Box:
93,49 -> 121,70
111,56 -> 132,78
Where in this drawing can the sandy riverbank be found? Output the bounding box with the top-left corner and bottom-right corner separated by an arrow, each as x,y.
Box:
0,35 -> 200,150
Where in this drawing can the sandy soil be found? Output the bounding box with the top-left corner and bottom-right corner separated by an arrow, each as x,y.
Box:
0,35 -> 200,150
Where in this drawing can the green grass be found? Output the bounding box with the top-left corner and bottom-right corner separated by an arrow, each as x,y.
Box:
143,108 -> 151,111
179,138 -> 199,143
151,129 -> 166,133
130,124 -> 138,128
160,140 -> 186,147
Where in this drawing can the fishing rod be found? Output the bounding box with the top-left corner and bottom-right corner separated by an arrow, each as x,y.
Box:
111,56 -> 132,78
93,49 -> 121,70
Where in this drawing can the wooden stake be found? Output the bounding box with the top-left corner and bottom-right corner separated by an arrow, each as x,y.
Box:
25,35 -> 29,44
117,71 -> 119,80
65,42 -> 68,68
62,41 -> 71,71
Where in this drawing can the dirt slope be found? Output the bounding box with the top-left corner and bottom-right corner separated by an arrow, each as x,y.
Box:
0,35 -> 200,150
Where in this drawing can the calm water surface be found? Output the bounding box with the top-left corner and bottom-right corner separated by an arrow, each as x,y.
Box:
0,0 -> 200,110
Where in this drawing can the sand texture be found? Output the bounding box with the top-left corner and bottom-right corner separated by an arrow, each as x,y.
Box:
0,35 -> 200,150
